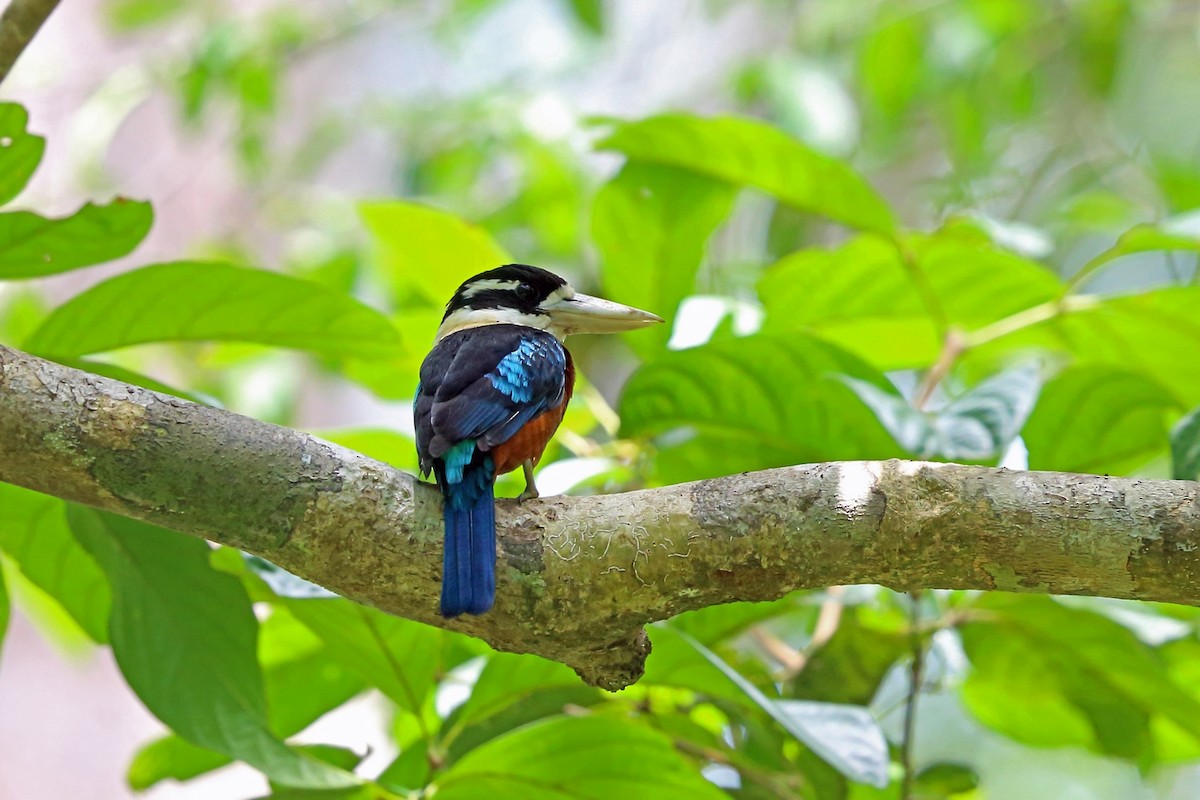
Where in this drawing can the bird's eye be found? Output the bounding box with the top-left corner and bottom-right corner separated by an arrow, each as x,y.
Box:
515,284 -> 537,302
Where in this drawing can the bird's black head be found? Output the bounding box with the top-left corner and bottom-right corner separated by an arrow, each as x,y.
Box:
435,263 -> 663,342
443,264 -> 569,319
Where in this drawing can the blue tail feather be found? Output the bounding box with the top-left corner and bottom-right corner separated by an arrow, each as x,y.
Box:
440,455 -> 496,617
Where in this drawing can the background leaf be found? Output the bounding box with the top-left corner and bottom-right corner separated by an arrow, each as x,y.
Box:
432,715 -> 728,800
285,598 -> 441,715
0,103 -> 46,206
1024,366 -> 1178,475
596,113 -> 896,234
25,261 -> 401,360
359,200 -> 510,307
0,484 -> 110,642
592,162 -> 736,356
620,332 -> 903,481
0,201 -> 152,279
845,363 -> 1040,461
69,507 -> 357,789
1171,405 -> 1200,482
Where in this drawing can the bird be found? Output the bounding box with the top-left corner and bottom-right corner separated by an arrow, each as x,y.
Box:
415,264 -> 662,618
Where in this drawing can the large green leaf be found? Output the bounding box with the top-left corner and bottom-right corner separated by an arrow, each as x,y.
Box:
0,103 -> 45,206
0,200 -> 152,279
129,641 -> 365,790
619,333 -> 903,482
1172,405 -> 1200,481
757,232 -> 1062,370
961,595 -> 1200,763
1052,286 -> 1200,406
845,363 -> 1040,461
678,630 -> 889,788
69,508 -> 358,789
25,262 -> 400,360
595,113 -> 895,234
360,200 -> 510,307
1024,366 -> 1178,475
592,162 -> 736,355
432,715 -> 727,800
0,484 -> 110,642
285,598 -> 440,715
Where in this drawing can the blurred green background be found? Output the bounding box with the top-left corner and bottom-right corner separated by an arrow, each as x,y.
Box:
2,0 -> 1200,798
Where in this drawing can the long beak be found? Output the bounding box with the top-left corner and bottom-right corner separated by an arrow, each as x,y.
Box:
541,292 -> 664,335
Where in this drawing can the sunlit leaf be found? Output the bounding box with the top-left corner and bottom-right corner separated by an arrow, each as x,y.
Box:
1024,366 -> 1177,475
1172,405 -> 1200,482
0,484 -> 110,642
620,333 -> 903,482
285,598 -> 440,714
961,595 -> 1200,762
758,232 -> 1062,370
678,630 -> 889,787
26,262 -> 400,360
69,508 -> 358,789
360,201 -> 509,307
1053,286 -> 1200,406
596,113 -> 896,234
433,715 -> 727,799
593,162 -> 736,355
0,200 -> 152,279
0,103 -> 45,206
564,0 -> 603,33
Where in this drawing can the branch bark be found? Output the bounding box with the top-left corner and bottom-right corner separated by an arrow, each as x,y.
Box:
0,0 -> 61,86
2,344 -> 1199,689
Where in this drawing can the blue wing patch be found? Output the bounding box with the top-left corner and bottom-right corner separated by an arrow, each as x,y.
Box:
488,337 -> 565,404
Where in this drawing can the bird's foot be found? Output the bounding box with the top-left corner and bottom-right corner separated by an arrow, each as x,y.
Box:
518,460 -> 540,502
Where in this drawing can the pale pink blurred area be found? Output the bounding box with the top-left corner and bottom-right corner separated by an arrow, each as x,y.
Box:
0,610 -> 264,799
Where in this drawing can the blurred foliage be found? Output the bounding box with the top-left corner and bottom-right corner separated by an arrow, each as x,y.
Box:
3,0 -> 1200,798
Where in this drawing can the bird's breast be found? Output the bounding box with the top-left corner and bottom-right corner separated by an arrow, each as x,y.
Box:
490,352 -> 575,475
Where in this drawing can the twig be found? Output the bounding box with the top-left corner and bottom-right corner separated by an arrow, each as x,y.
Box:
899,590 -> 925,800
0,0 -> 62,87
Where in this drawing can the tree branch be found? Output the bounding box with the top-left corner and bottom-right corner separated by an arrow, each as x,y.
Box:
0,0 -> 61,86
2,344 -> 1199,689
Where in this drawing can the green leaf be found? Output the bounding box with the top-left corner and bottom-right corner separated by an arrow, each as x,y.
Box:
844,363 -> 1041,461
25,262 -> 400,360
314,428 -> 419,473
360,201 -> 509,307
593,163 -> 736,356
677,630 -> 889,787
433,715 -> 728,800
0,103 -> 45,206
0,484 -> 110,642
285,598 -> 440,714
758,232 -> 1062,370
444,652 -> 600,762
914,763 -> 979,796
1173,406 -> 1200,481
69,508 -> 358,789
0,200 -> 152,279
1070,210 -> 1200,290
596,113 -> 895,234
564,0 -> 603,33
961,595 -> 1200,763
1053,286 -> 1200,406
130,613 -> 365,789
1024,366 -> 1178,475
619,333 -> 903,482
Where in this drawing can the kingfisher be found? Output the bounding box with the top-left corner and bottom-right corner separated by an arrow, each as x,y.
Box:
415,264 -> 662,617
